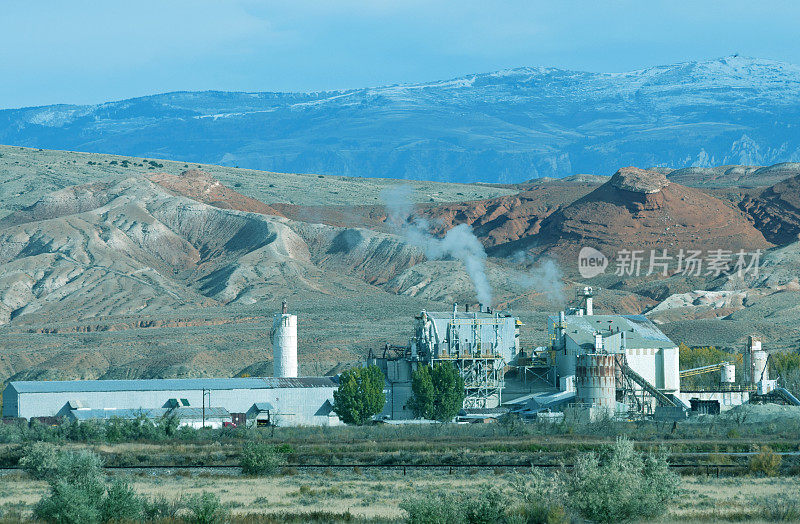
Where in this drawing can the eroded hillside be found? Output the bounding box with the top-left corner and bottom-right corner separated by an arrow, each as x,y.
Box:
1,148 -> 800,383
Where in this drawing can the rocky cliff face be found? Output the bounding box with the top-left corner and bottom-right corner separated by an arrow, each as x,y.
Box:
738,174 -> 800,245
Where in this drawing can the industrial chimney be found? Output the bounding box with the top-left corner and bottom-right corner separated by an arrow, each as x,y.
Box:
272,300 -> 298,378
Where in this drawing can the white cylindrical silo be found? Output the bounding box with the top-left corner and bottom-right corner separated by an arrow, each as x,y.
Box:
272,302 -> 298,378
576,353 -> 616,414
752,351 -> 768,383
720,363 -> 736,384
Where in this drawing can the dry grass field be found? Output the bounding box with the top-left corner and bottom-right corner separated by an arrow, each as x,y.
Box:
1,469 -> 798,522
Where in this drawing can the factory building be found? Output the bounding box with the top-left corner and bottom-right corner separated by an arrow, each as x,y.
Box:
2,376 -> 342,426
525,289 -> 800,419
3,377 -> 340,426
5,294 -> 798,427
369,305 -> 521,419
1,301 -> 346,427
549,312 -> 681,394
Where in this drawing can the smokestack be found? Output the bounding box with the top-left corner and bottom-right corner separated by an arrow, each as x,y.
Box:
273,303 -> 298,378
465,304 -> 470,313
479,303 -> 484,313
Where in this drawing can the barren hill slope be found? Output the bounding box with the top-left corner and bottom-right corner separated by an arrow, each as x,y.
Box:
528,167 -> 774,261
2,147 -> 800,383
738,174 -> 800,245
0,164 -> 543,382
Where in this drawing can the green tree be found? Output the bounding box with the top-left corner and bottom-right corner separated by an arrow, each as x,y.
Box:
408,365 -> 435,419
332,365 -> 386,425
409,363 -> 465,421
769,350 -> 800,396
679,343 -> 742,390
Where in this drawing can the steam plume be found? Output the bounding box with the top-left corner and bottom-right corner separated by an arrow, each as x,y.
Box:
382,185 -> 493,306
512,251 -> 565,305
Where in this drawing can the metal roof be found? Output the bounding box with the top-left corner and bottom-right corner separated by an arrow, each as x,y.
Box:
249,402 -> 275,412
8,376 -> 338,394
423,311 -> 512,320
548,314 -> 676,350
519,391 -> 576,414
459,407 -> 509,416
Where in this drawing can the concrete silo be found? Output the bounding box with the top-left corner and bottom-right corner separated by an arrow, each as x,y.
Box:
744,337 -> 768,384
575,353 -> 616,415
272,301 -> 298,378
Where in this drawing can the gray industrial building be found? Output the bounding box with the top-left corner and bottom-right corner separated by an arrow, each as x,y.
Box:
2,376 -> 342,427
369,306 -> 521,419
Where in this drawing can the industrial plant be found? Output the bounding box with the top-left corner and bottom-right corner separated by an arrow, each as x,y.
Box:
369,287 -> 799,422
3,290 -> 799,427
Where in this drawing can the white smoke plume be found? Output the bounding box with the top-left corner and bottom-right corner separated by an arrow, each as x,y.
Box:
511,251 -> 565,305
382,185 -> 493,306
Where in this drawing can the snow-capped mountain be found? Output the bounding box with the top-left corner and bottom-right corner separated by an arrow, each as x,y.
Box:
2,56 -> 800,183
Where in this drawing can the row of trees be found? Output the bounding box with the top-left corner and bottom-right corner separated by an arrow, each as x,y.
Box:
332,363 -> 465,425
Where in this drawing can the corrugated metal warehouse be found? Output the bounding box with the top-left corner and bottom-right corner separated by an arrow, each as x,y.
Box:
2,376 -> 342,427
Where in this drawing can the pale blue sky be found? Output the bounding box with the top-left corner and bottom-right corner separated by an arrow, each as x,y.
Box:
2,1 -> 799,109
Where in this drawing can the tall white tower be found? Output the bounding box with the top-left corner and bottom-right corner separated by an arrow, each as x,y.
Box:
272,301 -> 298,378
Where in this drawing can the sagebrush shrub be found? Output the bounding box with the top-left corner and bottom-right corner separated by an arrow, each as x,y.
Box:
19,441 -> 59,480
100,479 -> 144,523
143,495 -> 185,520
34,479 -> 102,524
759,494 -> 800,521
32,449 -> 106,524
507,470 -> 568,524
400,493 -> 466,524
239,441 -> 286,476
564,437 -> 679,523
185,491 -> 229,524
749,446 -> 782,476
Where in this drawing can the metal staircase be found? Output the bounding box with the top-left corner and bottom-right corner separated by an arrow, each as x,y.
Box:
616,359 -> 677,408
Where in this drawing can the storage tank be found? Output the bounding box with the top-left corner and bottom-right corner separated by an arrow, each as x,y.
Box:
575,353 -> 616,414
272,301 -> 298,378
720,363 -> 736,384
752,350 -> 769,383
744,336 -> 766,384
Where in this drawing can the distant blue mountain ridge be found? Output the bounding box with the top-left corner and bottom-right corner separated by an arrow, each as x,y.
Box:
2,56 -> 800,183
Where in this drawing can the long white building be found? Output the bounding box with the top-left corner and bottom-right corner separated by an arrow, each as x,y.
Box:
2,376 -> 342,427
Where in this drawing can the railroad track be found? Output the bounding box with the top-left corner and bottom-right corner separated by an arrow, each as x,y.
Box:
0,462 -> 746,476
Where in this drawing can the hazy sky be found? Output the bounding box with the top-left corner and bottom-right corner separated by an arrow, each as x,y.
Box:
2,1 -> 799,109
